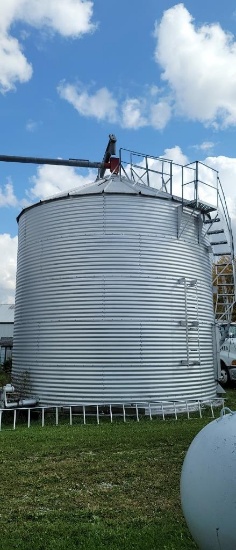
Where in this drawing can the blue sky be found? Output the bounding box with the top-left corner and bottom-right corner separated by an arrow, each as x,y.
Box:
1,0 -> 236,301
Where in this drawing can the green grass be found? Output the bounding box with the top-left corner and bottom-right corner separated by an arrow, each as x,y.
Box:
0,390 -> 236,550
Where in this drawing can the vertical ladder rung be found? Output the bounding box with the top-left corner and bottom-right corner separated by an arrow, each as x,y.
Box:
208,229 -> 224,235
214,252 -> 231,256
210,240 -> 228,246
203,217 -> 220,224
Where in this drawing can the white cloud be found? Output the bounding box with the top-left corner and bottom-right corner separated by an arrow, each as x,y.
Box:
58,83 -> 118,123
192,141 -> 216,152
29,164 -> 95,200
0,179 -> 30,209
0,32 -> 32,92
199,142 -> 215,152
120,97 -> 171,130
58,82 -> 172,130
0,234 -> 17,303
26,119 -> 40,132
121,98 -> 147,129
149,85 -> 161,97
0,0 -> 95,92
10,0 -> 95,38
154,3 -> 236,127
20,29 -> 30,41
150,101 -> 172,130
163,145 -> 189,166
0,181 -> 19,207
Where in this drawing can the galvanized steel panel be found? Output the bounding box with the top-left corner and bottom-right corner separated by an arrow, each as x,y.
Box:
13,183 -> 217,405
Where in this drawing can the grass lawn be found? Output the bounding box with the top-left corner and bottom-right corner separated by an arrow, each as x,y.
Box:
0,390 -> 236,550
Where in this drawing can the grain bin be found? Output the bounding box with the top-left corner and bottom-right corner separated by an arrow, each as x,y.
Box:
12,153 -> 233,407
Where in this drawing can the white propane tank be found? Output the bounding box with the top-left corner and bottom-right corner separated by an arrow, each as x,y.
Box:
180,408 -> 236,550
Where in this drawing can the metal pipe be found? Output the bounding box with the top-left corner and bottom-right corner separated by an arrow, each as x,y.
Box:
42,408 -> 45,427
170,161 -> 173,195
4,401 -> 19,409
0,134 -> 117,176
195,161 -> 199,205
4,399 -> 37,408
0,155 -> 110,169
0,154 -> 110,170
2,384 -> 37,408
13,409 -> 16,430
123,404 -> 126,422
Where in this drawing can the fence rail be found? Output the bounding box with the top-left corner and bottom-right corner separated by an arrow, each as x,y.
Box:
0,398 -> 225,431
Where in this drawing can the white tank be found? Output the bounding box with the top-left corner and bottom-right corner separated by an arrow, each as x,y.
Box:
13,174 -> 217,405
181,409 -> 236,549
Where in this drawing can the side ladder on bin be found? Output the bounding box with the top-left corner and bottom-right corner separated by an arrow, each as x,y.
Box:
178,277 -> 201,367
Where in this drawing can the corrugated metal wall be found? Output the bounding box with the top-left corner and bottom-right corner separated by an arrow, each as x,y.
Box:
13,190 -> 217,405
